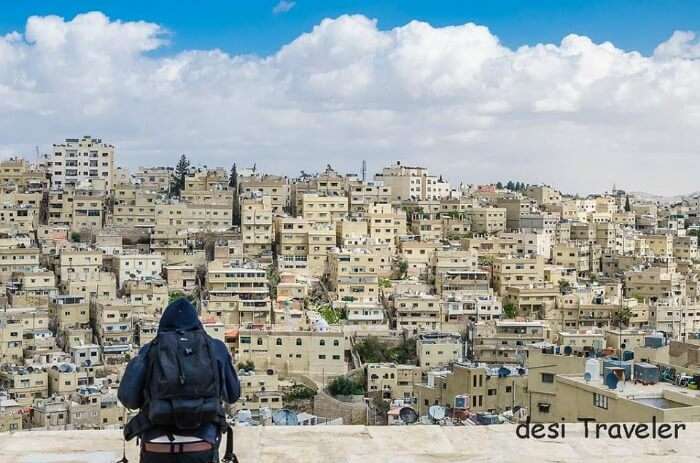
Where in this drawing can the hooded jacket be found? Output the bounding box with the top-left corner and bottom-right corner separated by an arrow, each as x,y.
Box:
118,298 -> 240,443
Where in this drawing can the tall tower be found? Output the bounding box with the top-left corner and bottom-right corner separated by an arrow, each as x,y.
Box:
361,160 -> 367,182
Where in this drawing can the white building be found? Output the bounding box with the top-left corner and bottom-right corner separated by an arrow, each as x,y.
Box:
46,136 -> 116,192
114,254 -> 163,288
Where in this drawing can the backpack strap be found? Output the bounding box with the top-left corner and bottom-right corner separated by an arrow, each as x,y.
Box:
221,425 -> 239,463
123,410 -> 152,441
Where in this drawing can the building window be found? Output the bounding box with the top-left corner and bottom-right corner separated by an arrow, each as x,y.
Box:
541,373 -> 554,384
296,338 -> 302,346
593,393 -> 608,409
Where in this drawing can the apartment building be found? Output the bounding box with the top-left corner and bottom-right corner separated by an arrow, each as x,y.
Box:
240,195 -> 273,257
394,293 -> 442,334
347,181 -> 391,214
471,320 -> 549,363
0,366 -> 49,406
555,372 -> 700,422
0,247 -> 40,283
47,136 -> 115,191
624,265 -> 685,304
114,253 -> 163,288
417,332 -> 462,368
111,184 -> 158,227
367,203 -> 405,248
56,250 -> 103,284
205,261 -> 272,326
0,158 -> 47,193
525,346 -> 586,422
235,327 -> 346,378
133,167 -> 172,193
155,202 -> 232,232
327,248 -> 380,303
366,363 -> 421,401
492,255 -> 545,296
525,185 -> 562,206
275,216 -> 310,275
301,193 -> 349,225
467,207 -> 507,234
415,363 -> 528,416
235,370 -> 284,412
238,175 -> 289,213
374,162 -> 450,201
398,240 -> 439,278
307,224 -> 336,277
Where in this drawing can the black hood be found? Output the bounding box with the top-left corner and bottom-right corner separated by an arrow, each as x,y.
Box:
158,298 -> 201,332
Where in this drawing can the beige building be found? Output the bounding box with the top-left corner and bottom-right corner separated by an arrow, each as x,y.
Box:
415,363 -> 528,416
366,363 -> 421,401
301,193 -> 348,225
472,320 -> 549,363
492,255 -> 545,296
235,327 -> 346,379
205,262 -> 272,326
394,293 -> 442,334
417,332 -> 462,368
133,167 -> 172,193
468,207 -> 506,234
555,373 -> 700,422
327,248 -> 380,304
240,195 -> 273,257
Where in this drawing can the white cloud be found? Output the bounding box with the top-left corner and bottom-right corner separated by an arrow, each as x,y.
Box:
273,1 -> 296,15
1,12 -> 700,194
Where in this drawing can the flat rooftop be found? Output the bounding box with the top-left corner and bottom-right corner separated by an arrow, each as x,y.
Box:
559,374 -> 700,404
1,425 -> 697,463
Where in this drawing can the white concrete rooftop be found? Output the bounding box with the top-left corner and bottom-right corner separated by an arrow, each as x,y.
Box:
1,424 -> 698,463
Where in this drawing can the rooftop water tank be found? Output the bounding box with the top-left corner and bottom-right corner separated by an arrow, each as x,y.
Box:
585,358 -> 600,381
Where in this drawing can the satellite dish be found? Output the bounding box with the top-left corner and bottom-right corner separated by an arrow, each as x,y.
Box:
399,407 -> 419,424
428,405 -> 446,421
272,409 -> 298,426
584,372 -> 592,383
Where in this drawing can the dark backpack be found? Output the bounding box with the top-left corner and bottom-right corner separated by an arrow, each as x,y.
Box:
144,328 -> 224,431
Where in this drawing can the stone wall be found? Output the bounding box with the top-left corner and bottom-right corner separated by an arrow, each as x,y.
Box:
313,390 -> 367,424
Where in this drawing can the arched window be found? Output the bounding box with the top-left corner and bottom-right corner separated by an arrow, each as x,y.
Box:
276,338 -> 282,346
296,338 -> 302,346
333,340 -> 340,347
319,340 -> 326,346
257,338 -> 263,346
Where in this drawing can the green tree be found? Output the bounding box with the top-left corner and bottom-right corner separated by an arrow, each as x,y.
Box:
506,181 -> 515,190
612,307 -> 633,328
624,195 -> 631,212
558,280 -> 571,294
284,384 -> 316,401
496,181 -> 503,189
503,303 -> 517,318
171,154 -> 190,197
236,360 -> 255,371
328,376 -> 364,396
229,162 -> 237,189
398,259 -> 409,279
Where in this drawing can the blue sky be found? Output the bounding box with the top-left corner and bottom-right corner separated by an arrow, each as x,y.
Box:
3,0 -> 699,56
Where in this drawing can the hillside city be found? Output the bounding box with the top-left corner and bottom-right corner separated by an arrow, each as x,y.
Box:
2,135 -> 700,432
